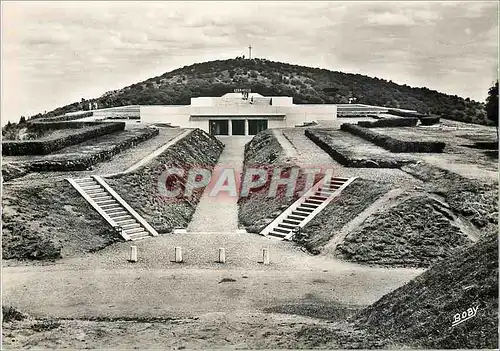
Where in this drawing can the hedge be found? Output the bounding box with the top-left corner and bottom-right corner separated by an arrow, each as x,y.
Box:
36,111 -> 93,122
340,124 -> 446,153
420,116 -> 441,126
27,121 -> 107,131
4,128 -> 159,175
2,122 -> 125,156
387,109 -> 426,118
358,118 -> 418,128
305,129 -> 407,168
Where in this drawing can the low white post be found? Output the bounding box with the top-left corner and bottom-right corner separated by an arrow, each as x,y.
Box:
129,246 -> 137,262
218,248 -> 226,264
262,248 -> 270,265
175,247 -> 183,263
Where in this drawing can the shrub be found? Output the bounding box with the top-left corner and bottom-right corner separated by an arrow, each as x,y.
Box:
2,306 -> 25,322
2,122 -> 125,156
358,118 -> 418,128
340,124 -> 445,153
305,129 -> 407,168
420,116 -> 440,126
37,111 -> 93,122
387,109 -> 426,118
12,128 -> 159,173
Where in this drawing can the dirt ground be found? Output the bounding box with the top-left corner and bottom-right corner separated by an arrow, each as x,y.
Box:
3,232 -> 423,349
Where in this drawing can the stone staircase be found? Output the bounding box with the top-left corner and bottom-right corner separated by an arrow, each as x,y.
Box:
67,175 -> 158,241
260,175 -> 357,240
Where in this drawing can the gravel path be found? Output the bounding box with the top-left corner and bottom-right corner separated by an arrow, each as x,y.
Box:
187,136 -> 253,232
3,232 -> 424,320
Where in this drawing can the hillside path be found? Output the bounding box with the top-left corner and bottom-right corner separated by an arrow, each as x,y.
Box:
187,136 -> 252,232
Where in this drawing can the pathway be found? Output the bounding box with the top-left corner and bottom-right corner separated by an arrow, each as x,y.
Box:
187,136 -> 253,232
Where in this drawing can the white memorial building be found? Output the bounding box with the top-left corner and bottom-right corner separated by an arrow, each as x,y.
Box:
139,90 -> 337,136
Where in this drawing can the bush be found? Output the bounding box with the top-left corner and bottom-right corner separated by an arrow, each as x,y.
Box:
305,129 -> 407,168
358,118 -> 418,128
12,128 -> 159,173
420,116 -> 440,126
340,124 -> 445,153
37,111 -> 93,122
2,306 -> 25,322
387,109 -> 426,118
2,122 -> 125,156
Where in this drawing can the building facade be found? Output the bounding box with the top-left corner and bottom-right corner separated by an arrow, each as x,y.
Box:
139,91 -> 337,136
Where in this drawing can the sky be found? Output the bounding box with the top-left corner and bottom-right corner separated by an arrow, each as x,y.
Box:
1,1 -> 498,125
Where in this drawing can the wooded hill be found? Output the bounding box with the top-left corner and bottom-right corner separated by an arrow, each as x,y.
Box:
42,58 -> 490,125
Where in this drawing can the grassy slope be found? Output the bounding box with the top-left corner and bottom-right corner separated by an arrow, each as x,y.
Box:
238,130 -> 293,233
237,130 -> 322,233
41,58 -> 488,125
336,194 -> 474,267
402,162 -> 498,229
295,178 -> 391,254
2,179 -> 119,260
106,129 -> 224,233
355,229 -> 498,349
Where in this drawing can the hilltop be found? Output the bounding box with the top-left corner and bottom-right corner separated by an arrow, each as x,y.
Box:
40,58 -> 489,125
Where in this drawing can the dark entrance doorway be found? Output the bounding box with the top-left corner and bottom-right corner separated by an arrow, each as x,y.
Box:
231,120 -> 245,135
248,120 -> 268,135
209,120 -> 229,135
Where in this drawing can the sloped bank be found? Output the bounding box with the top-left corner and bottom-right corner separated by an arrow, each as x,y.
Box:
238,130 -> 322,233
106,129 -> 224,233
354,229 -> 498,349
2,179 -> 118,261
293,178 -> 391,254
335,194 -> 474,267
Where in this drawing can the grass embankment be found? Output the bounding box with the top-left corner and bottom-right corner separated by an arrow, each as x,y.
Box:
335,194 -> 473,267
2,179 -> 118,261
238,130 -> 322,233
106,129 -> 224,233
294,178 -> 391,254
355,229 -> 498,349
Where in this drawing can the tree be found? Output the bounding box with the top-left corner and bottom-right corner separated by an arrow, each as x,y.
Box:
19,116 -> 26,124
485,81 -> 498,138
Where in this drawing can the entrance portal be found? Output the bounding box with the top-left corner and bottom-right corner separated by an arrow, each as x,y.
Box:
231,120 -> 245,135
248,120 -> 268,135
209,120 -> 229,135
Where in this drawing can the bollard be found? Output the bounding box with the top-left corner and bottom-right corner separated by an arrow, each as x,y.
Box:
175,247 -> 183,263
218,248 -> 226,264
129,246 -> 137,262
262,248 -> 270,265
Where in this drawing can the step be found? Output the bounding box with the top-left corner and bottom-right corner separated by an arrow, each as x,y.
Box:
95,199 -> 115,205
267,231 -> 287,239
81,185 -> 102,191
100,202 -> 120,209
277,223 -> 297,230
273,227 -> 291,234
317,188 -> 334,194
89,192 -> 108,198
74,178 -> 93,183
121,223 -> 141,230
291,210 -> 310,217
109,211 -> 128,218
92,195 -> 112,201
85,188 -> 104,194
105,207 -> 126,214
305,199 -> 323,205
300,203 -> 319,209
128,231 -> 150,239
332,177 -> 349,181
124,227 -> 146,235
283,219 -> 301,225
310,195 -> 328,201
115,217 -> 135,224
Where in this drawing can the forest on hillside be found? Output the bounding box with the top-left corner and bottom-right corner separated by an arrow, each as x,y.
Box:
38,58 -> 491,125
